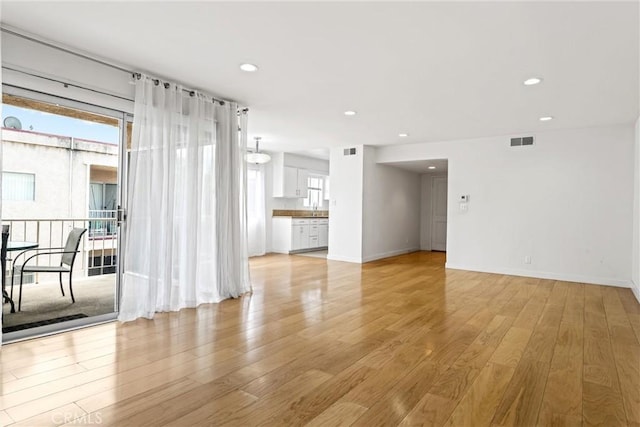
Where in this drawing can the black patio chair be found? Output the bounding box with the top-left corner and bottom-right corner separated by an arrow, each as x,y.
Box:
1,225 -> 15,313
11,228 -> 87,311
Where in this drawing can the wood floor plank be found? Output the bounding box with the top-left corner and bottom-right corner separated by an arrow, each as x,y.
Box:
429,343 -> 497,401
162,389 -> 258,427
257,364 -> 374,426
1,371 -> 17,384
342,347 -> 424,408
583,380 -> 627,426
12,403 -> 86,427
305,401 -> 368,427
628,313 -> 640,344
490,359 -> 550,426
67,379 -> 202,427
537,286 -> 584,425
583,289 -> 622,389
602,286 -> 640,346
221,369 -> 334,426
611,343 -> 640,425
2,363 -> 88,395
488,327 -> 532,368
0,251 -> 637,427
443,362 -> 516,427
617,287 -> 640,314
351,360 -> 445,426
398,392 -> 458,427
0,409 -> 14,426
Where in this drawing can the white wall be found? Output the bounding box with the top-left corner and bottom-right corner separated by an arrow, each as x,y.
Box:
263,162 -> 275,254
327,145 -> 364,263
633,117 -> 640,301
378,124 -> 635,287
362,146 -> 421,262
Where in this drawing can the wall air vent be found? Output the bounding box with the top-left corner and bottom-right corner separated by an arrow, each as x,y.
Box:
343,147 -> 357,156
510,136 -> 534,147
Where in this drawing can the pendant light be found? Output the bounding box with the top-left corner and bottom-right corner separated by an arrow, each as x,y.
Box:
245,136 -> 271,164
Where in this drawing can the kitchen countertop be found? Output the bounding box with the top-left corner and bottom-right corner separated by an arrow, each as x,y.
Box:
273,215 -> 329,219
272,209 -> 329,218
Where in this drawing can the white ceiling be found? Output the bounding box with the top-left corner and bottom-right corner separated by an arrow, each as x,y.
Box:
2,2 -> 638,157
385,159 -> 449,174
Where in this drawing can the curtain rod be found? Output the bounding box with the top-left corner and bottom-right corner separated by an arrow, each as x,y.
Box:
1,26 -> 248,112
132,72 -> 233,108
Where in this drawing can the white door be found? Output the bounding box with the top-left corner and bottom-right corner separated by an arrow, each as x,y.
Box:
431,176 -> 448,251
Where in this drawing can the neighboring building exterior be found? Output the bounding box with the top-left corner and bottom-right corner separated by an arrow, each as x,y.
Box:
2,127 -> 119,280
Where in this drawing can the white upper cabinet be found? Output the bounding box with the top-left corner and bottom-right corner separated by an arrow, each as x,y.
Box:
296,168 -> 309,197
282,166 -> 299,198
278,166 -> 308,198
272,153 -> 310,198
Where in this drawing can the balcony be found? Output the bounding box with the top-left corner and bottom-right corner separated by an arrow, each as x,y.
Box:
2,213 -> 118,333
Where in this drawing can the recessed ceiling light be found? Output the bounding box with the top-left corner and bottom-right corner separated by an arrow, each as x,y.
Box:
344,111 -> 357,116
539,116 -> 554,121
428,166 -> 436,170
398,133 -> 409,137
523,77 -> 543,86
240,63 -> 259,72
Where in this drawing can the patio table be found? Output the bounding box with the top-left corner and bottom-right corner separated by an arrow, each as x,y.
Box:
2,241 -> 39,314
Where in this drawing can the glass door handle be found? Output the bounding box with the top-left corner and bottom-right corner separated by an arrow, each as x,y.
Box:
117,206 -> 127,224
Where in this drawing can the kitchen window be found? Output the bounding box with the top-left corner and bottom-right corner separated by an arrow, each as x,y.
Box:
303,175 -> 324,208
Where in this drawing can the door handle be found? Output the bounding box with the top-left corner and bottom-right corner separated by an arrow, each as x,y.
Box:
117,206 -> 127,224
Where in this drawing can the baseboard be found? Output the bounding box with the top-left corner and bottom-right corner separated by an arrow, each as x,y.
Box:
632,280 -> 640,303
444,262 -> 632,288
362,247 -> 421,263
326,254 -> 363,263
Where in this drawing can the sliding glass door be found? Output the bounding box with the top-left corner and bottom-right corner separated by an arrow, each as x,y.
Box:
1,86 -> 129,340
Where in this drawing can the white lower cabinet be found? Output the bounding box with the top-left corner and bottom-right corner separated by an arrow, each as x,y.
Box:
318,224 -> 328,246
292,222 -> 310,250
272,217 -> 329,253
309,221 -> 319,248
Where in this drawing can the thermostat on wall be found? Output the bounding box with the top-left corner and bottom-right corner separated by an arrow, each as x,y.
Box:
460,195 -> 469,202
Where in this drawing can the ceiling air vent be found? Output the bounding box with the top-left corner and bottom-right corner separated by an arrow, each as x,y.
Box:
343,147 -> 357,156
510,136 -> 534,147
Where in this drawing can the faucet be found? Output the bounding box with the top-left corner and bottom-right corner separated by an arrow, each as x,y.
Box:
312,203 -> 318,217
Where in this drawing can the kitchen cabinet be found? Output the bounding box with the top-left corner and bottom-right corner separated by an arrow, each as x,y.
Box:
308,219 -> 320,248
274,165 -> 309,198
272,217 -> 329,253
318,223 -> 328,246
284,166 -> 308,198
292,221 -> 310,250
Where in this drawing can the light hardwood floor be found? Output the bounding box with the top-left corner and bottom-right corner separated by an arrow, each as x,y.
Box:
1,251 -> 639,426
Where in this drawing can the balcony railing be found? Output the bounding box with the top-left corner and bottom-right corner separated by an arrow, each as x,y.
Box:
2,213 -> 118,281
88,209 -> 117,238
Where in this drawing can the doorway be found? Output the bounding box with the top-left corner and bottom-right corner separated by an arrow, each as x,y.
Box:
431,175 -> 448,251
1,87 -> 129,340
417,159 -> 448,253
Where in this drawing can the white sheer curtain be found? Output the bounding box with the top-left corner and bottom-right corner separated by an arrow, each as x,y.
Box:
119,75 -> 251,322
0,71 -> 3,343
247,165 -> 266,256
